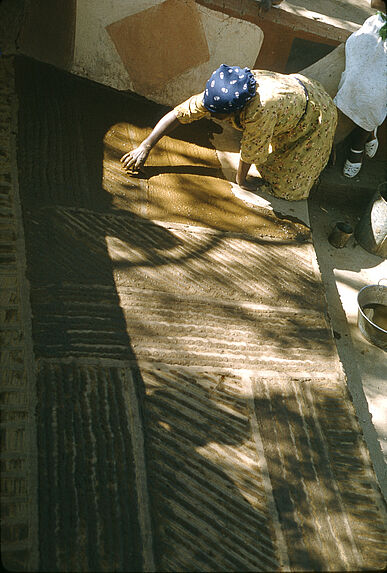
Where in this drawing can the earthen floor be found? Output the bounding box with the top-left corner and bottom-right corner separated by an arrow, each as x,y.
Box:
1,56 -> 387,571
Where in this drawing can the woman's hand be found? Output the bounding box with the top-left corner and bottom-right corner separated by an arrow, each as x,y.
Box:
237,177 -> 269,193
120,143 -> 151,172
237,179 -> 259,192
120,110 -> 180,174
236,157 -> 252,188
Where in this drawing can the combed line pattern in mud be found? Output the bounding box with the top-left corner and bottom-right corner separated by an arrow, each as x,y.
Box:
27,206 -> 320,307
116,290 -> 336,372
31,284 -> 336,372
0,56 -> 38,572
15,56 -> 387,572
142,365 -> 280,572
36,360 -> 149,572
252,376 -> 387,571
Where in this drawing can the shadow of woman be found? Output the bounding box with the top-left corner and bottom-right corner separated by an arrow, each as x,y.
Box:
14,55 -> 180,573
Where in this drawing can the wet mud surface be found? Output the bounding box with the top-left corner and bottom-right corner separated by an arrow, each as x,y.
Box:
104,122 -> 310,240
16,54 -> 309,240
14,56 -> 387,571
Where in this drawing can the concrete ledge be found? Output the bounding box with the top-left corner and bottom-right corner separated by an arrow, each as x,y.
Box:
195,0 -> 359,43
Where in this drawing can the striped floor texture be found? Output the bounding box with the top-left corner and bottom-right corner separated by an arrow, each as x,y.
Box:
3,55 -> 386,571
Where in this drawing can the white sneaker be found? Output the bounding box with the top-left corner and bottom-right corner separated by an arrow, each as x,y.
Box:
365,128 -> 378,158
343,160 -> 362,178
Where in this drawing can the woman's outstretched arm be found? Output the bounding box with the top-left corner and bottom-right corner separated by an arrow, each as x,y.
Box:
236,157 -> 252,188
120,109 -> 180,172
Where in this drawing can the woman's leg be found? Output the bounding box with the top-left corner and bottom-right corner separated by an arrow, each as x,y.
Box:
347,126 -> 372,162
343,126 -> 375,177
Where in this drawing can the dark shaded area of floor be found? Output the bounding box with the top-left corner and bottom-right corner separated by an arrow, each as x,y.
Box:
15,56 -> 155,572
15,57 -> 220,212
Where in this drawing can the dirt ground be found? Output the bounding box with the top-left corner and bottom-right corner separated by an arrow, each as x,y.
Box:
2,55 -> 386,571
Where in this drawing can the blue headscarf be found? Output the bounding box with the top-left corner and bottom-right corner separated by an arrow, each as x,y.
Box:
202,64 -> 257,113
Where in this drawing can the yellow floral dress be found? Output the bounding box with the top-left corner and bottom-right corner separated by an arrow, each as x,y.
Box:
174,70 -> 337,201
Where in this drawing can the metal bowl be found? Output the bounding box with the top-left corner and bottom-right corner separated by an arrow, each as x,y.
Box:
357,283 -> 387,351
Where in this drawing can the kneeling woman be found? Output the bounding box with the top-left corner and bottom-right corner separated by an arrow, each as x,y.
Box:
121,64 -> 337,201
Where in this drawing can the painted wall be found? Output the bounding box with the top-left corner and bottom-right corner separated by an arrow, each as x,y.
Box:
19,0 -> 76,70
71,0 -> 264,106
16,1 -> 356,105
17,0 -> 353,105
16,0 -> 385,154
